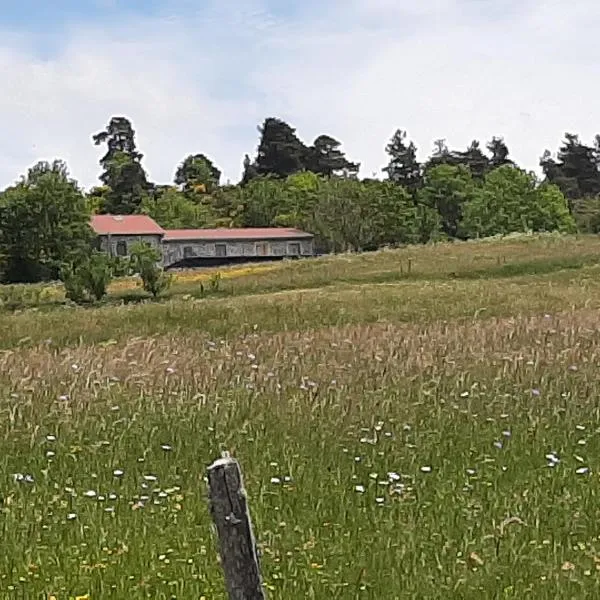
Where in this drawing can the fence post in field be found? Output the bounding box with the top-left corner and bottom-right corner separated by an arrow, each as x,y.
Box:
207,455 -> 266,600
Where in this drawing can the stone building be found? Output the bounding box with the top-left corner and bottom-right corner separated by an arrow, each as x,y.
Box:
89,214 -> 314,269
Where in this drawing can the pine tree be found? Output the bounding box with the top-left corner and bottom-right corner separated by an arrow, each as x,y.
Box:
383,129 -> 421,191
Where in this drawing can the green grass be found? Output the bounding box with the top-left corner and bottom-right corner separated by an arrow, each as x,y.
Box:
2,234 -> 600,598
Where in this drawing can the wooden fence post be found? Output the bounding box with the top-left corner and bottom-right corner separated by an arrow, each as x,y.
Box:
207,455 -> 266,600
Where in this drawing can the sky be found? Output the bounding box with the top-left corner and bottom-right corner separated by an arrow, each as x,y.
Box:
1,0 -> 599,190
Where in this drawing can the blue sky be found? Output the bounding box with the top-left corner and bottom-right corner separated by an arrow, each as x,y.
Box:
0,0 -> 599,190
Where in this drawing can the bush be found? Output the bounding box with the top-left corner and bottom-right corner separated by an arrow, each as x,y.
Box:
61,252 -> 113,304
129,242 -> 172,298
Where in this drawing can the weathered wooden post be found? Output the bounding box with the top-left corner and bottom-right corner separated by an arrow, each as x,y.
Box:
207,455 -> 266,600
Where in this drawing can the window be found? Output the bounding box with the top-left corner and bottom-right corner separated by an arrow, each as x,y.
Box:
255,241 -> 270,256
288,242 -> 301,255
215,243 -> 227,257
183,246 -> 195,258
115,240 -> 128,256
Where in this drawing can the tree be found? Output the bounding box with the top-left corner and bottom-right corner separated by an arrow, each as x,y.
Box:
461,165 -> 575,238
455,140 -> 490,179
140,186 -> 215,229
487,137 -> 513,169
240,177 -> 293,227
541,133 -> 600,201
0,160 -> 92,283
424,139 -> 452,171
417,164 -> 477,239
241,154 -> 259,185
251,118 -> 308,179
92,116 -> 151,214
306,135 -> 359,177
129,242 -> 172,298
174,154 -> 221,194
383,129 -> 421,192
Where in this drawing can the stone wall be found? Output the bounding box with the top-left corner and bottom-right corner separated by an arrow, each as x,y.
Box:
97,234 -> 314,268
162,238 -> 313,268
98,234 -> 164,263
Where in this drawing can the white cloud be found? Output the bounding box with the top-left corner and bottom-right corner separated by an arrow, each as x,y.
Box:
0,0 -> 599,190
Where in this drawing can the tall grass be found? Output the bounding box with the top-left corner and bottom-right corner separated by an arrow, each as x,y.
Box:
1,235 -> 600,597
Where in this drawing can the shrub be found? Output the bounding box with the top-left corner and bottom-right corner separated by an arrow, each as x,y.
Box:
61,252 -> 113,304
129,242 -> 172,298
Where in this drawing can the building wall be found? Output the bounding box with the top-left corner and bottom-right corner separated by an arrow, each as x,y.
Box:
162,238 -> 313,267
98,234 -> 164,262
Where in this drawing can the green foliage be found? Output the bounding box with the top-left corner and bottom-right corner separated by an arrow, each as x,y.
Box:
306,134 -> 359,177
208,271 -> 222,292
418,164 -> 477,238
129,242 -> 172,298
487,137 -> 513,169
140,186 -> 215,229
0,283 -> 50,311
174,154 -> 221,193
572,196 -> 600,233
0,160 -> 92,284
62,251 -> 113,303
461,166 -> 576,238
93,117 -> 150,214
245,117 -> 308,181
540,133 -> 600,201
383,129 -> 422,191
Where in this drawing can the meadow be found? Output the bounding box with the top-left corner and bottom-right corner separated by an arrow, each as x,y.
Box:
2,234 -> 600,598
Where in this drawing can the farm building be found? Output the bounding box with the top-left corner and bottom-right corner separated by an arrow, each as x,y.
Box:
89,215 -> 314,269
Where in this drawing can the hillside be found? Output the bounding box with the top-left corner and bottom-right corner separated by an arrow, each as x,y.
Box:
2,234 -> 600,598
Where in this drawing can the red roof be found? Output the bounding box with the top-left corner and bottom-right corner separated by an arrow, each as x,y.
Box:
163,228 -> 313,241
90,214 -> 165,236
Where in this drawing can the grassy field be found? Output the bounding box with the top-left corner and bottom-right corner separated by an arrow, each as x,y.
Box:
2,234 -> 600,598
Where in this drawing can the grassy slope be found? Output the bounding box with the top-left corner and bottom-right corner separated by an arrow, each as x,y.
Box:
1,234 -> 600,598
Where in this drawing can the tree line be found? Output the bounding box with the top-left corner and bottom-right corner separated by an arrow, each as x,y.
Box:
1,114 -> 598,285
